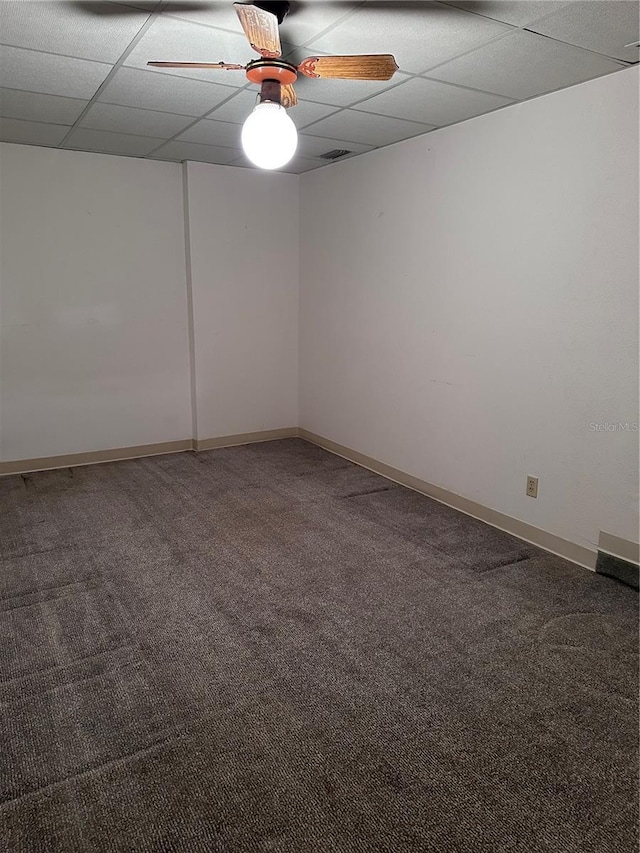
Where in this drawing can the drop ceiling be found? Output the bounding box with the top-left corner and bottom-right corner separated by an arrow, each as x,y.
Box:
0,0 -> 637,172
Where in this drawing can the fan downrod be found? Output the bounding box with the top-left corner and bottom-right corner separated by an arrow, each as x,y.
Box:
254,1 -> 290,25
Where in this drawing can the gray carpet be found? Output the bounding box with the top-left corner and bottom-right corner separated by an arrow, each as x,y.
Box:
0,438 -> 637,853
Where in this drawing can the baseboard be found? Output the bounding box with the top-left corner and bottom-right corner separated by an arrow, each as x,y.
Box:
597,531 -> 640,565
298,428 -> 598,571
0,429 -> 300,476
195,428 -> 299,451
0,439 -> 193,476
595,551 -> 639,590
596,531 -> 639,589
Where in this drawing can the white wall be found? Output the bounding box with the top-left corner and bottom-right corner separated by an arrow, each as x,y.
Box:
185,162 -> 298,440
0,147 -> 299,463
0,144 -> 192,460
299,67 -> 639,552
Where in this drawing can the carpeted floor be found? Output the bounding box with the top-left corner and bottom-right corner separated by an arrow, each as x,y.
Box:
0,438 -> 637,852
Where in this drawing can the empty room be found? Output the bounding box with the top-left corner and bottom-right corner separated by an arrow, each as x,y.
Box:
0,1 -> 638,851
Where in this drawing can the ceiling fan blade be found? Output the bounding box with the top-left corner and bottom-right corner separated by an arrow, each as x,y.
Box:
298,54 -> 398,81
234,3 -> 282,58
147,61 -> 245,70
280,83 -> 298,108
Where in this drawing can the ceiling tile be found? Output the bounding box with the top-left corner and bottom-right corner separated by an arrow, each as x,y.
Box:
64,128 -> 165,155
150,139 -> 238,163
207,88 -> 340,127
303,110 -> 435,147
0,1 -> 151,63
165,1 -> 361,48
160,2 -> 252,33
305,2 -> 512,74
0,45 -> 112,99
289,97 -> 339,129
176,117 -> 241,147
355,76 -> 513,125
124,15 -> 251,82
110,1 -> 161,9
98,67 -> 238,115
79,102 -> 195,137
0,88 -> 88,124
429,29 -> 626,99
277,3 -> 362,48
274,96 -> 341,129
529,1 -> 640,63
0,117 -> 70,146
442,2 -> 574,28
203,88 -> 259,122
296,134 -> 374,159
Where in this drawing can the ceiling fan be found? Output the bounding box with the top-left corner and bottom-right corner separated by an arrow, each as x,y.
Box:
146,1 -> 399,168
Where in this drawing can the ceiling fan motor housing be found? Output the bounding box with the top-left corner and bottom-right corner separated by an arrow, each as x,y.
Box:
246,59 -> 297,85
246,58 -> 297,104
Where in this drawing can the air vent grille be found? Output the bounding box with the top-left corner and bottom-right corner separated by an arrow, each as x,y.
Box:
320,149 -> 352,160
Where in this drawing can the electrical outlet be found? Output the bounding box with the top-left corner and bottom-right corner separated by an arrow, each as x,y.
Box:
526,476 -> 538,499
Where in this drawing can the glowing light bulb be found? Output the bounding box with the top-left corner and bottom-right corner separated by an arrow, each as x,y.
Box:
241,101 -> 298,170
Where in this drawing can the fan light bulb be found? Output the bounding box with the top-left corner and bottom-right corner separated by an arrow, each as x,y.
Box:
241,101 -> 297,170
